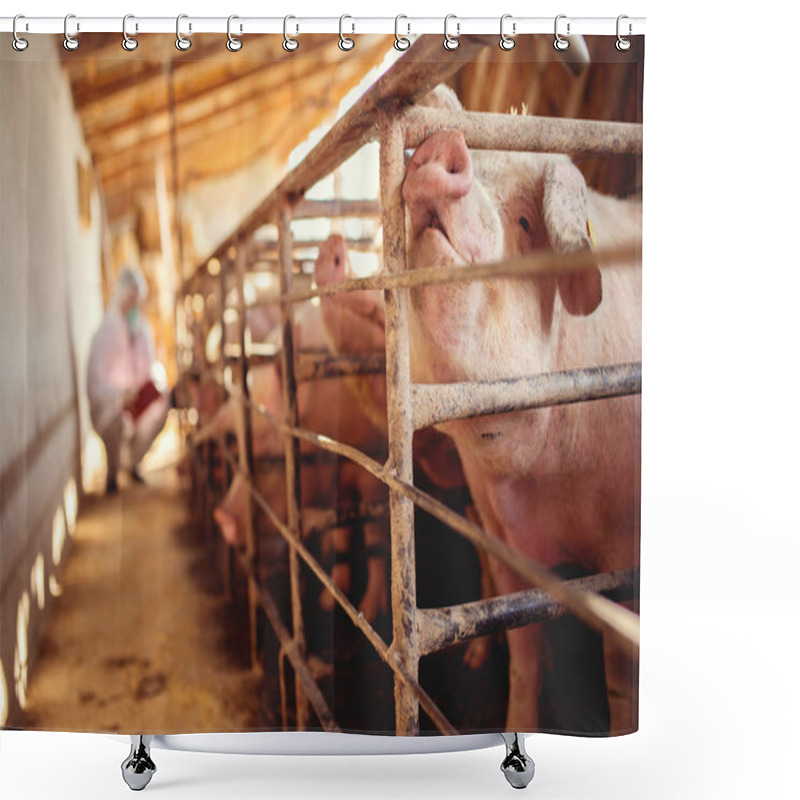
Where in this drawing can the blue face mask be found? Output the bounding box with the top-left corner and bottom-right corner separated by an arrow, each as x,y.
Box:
126,307 -> 140,329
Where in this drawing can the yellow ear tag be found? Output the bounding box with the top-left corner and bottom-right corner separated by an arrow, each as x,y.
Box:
586,217 -> 597,248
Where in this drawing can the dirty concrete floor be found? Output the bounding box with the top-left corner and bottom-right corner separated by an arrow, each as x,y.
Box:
19,430 -> 261,734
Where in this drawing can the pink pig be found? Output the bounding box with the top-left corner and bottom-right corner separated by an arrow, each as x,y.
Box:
402,87 -> 642,733
314,235 -> 469,491
314,234 -> 495,668
198,321 -> 390,624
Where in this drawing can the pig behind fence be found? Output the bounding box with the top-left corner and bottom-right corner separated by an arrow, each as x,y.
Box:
194,301 -> 391,627
401,86 -> 642,733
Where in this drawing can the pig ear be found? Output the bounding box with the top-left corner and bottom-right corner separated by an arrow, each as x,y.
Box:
542,160 -> 602,316
417,85 -> 463,112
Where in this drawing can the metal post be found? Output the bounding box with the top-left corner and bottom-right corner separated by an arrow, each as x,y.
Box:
234,238 -> 260,667
278,200 -> 310,730
379,108 -> 420,735
217,260 -> 235,602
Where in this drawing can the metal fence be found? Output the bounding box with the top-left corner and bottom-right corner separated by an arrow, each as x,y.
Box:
179,34 -> 642,735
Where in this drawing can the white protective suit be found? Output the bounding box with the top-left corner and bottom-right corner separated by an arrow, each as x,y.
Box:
87,267 -> 169,486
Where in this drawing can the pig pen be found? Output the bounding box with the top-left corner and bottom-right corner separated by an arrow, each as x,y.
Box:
159,33 -> 642,789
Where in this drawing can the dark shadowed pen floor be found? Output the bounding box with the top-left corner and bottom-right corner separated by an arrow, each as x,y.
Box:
19,422 -> 261,734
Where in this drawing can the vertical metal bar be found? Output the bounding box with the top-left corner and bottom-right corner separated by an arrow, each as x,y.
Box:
378,108 -> 420,735
234,239 -> 260,667
278,201 -> 310,730
218,260 -> 234,602
166,62 -> 185,278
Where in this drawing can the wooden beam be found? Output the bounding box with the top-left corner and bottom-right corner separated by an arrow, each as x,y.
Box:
69,32 -> 338,137
80,33 -> 350,144
94,79 -> 341,186
99,102 -> 329,219
87,51 -> 337,157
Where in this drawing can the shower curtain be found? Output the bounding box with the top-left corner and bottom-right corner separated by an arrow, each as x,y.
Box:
0,30 -> 643,739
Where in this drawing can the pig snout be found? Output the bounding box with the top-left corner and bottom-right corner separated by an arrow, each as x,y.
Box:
315,235 -> 347,286
403,132 -> 473,239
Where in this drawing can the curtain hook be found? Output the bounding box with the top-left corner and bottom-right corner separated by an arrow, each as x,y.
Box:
616,15 -> 632,51
283,15 -> 299,52
339,15 -> 355,51
12,14 -> 29,52
63,13 -> 79,51
227,15 -> 243,51
554,14 -> 570,51
394,15 -> 410,51
122,14 -> 138,51
176,14 -> 192,51
443,14 -> 460,51
499,14 -> 516,50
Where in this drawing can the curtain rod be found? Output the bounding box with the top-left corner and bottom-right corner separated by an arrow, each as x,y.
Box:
0,16 -> 646,37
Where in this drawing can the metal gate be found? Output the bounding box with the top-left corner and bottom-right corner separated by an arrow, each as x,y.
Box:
179,34 -> 642,735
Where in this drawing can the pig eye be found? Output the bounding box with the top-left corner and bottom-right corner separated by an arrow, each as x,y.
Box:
519,216 -> 531,234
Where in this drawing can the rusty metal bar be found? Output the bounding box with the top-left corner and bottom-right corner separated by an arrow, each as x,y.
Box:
220,348 -> 386,382
234,239 -> 261,667
216,260 -> 236,602
301,502 -> 388,539
412,362 -> 642,430
296,351 -> 386,383
218,446 -> 458,735
237,554 -> 341,733
379,109 -> 421,735
277,202 -> 310,731
292,198 -> 382,220
404,105 -> 643,155
281,243 -> 640,305
417,569 -> 638,657
250,236 -> 378,257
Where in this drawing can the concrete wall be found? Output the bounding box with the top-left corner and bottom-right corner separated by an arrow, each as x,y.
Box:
1,39 -> 104,727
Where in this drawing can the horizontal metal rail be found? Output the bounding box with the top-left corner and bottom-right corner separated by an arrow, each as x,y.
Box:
250,237 -> 379,257
404,106 -> 643,155
301,502 -> 388,539
292,198 -> 382,220
281,243 -> 639,305
296,351 -> 386,382
412,362 -> 642,429
417,569 -> 638,656
219,348 -> 386,382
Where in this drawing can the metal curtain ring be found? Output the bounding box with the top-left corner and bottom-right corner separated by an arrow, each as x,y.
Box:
63,13 -> 79,51
283,15 -> 299,52
176,14 -> 192,51
616,15 -> 632,51
227,15 -> 243,51
122,14 -> 138,51
12,14 -> 29,52
554,14 -> 570,51
394,15 -> 410,51
499,14 -> 515,50
443,14 -> 460,51
339,15 -> 354,51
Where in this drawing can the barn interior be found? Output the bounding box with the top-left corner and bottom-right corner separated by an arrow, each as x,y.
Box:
0,33 -> 642,733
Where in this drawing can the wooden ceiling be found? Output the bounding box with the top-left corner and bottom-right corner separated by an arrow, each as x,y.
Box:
450,35 -> 643,197
60,33 -> 393,225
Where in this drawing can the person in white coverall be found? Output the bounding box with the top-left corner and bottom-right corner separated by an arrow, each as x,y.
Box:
87,266 -> 170,493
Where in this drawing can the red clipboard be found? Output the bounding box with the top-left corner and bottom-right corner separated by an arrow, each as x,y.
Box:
125,380 -> 161,421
